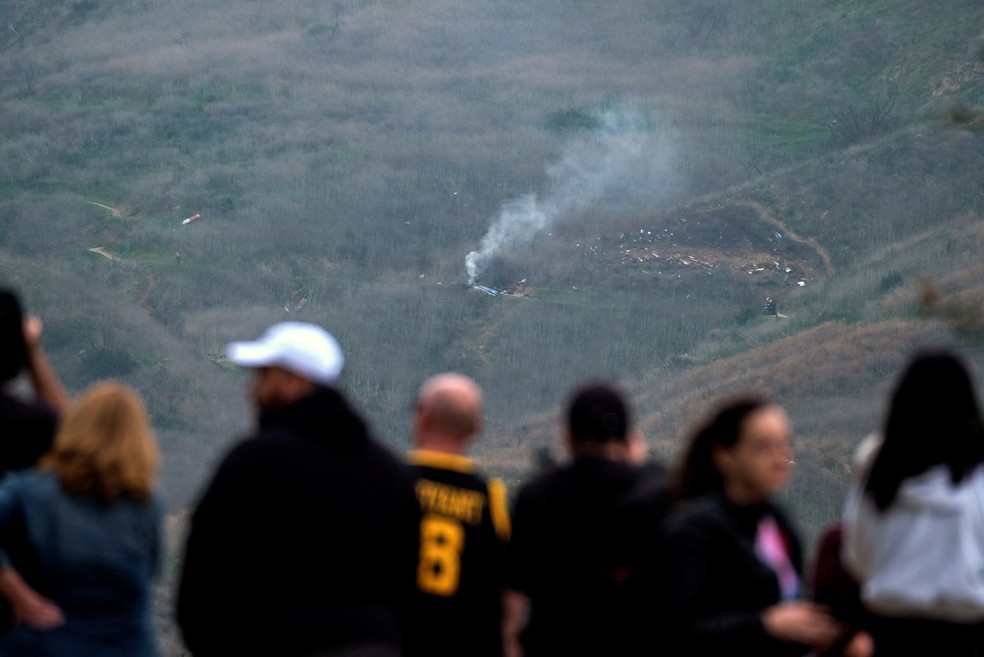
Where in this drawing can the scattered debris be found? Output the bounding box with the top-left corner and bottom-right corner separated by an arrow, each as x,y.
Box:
283,290 -> 309,312
473,284 -> 499,296
471,279 -> 533,298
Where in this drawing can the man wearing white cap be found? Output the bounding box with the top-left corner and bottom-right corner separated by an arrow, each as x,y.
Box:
176,322 -> 421,657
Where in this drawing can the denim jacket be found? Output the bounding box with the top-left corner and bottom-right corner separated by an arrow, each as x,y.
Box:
0,470 -> 162,657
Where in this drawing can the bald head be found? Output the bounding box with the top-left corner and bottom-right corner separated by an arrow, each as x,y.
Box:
414,373 -> 484,452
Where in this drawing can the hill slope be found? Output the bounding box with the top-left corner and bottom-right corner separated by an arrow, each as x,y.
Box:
0,0 -> 982,525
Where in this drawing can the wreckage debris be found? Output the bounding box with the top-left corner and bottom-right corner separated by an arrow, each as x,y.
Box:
470,280 -> 533,298
473,284 -> 499,296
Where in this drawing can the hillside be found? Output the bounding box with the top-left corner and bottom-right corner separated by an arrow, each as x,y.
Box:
3,1 -> 984,653
2,2 -> 984,643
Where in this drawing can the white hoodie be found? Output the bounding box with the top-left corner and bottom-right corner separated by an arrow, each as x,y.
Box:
842,464 -> 984,621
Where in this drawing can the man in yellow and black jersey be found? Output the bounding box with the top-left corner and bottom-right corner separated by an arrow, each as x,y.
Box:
406,373 -> 510,657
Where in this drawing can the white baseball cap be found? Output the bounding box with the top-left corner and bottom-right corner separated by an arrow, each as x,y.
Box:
226,322 -> 344,386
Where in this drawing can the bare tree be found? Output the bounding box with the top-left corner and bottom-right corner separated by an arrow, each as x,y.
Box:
824,93 -> 896,145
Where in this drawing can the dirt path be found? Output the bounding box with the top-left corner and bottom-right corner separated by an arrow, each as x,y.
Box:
735,200 -> 835,276
84,200 -> 123,217
87,246 -> 121,261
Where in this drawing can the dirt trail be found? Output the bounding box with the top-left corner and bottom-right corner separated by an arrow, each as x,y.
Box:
87,246 -> 121,261
734,201 -> 835,276
84,200 -> 123,217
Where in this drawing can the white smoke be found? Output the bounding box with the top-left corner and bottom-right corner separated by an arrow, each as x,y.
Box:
465,107 -> 673,285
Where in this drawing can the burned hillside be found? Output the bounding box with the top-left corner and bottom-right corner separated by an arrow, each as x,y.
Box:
582,202 -> 831,288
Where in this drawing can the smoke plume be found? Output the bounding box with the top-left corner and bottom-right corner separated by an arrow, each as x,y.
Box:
465,107 -> 673,284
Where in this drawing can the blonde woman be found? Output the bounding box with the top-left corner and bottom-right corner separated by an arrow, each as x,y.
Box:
0,381 -> 162,656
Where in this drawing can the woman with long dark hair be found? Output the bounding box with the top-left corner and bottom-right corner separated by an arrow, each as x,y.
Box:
842,350 -> 984,656
663,396 -> 839,657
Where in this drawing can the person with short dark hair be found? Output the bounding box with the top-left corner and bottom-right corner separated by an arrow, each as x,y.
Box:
842,350 -> 984,656
176,322 -> 421,657
0,288 -> 72,637
663,396 -> 840,657
504,381 -> 672,657
0,288 -> 70,479
405,373 -> 510,657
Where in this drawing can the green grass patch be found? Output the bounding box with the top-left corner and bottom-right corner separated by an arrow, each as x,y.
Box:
740,117 -> 829,156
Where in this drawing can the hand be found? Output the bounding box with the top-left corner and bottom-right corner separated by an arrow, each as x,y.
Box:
502,589 -> 527,657
22,315 -> 43,351
503,635 -> 523,657
12,590 -> 64,630
627,429 -> 648,465
762,601 -> 839,647
18,315 -> 70,414
0,566 -> 64,630
843,630 -> 875,657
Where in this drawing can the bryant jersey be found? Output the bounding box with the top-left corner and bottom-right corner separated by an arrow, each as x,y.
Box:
408,449 -> 510,657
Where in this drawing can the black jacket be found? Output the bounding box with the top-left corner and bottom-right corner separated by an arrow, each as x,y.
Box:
507,456 -> 672,657
662,493 -> 809,657
0,392 -> 58,633
176,387 -> 421,657
0,392 -> 57,478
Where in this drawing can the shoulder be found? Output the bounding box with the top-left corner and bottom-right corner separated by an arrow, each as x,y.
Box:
409,449 -> 475,474
665,495 -> 730,537
0,471 -> 62,518
513,465 -> 573,508
410,454 -> 493,496
0,470 -> 36,497
0,469 -> 52,492
213,433 -> 278,473
191,435 -> 275,511
620,462 -> 671,505
362,439 -> 419,486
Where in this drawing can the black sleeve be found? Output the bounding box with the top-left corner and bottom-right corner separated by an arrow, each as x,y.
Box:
663,509 -> 771,653
175,440 -> 260,654
0,397 -> 57,476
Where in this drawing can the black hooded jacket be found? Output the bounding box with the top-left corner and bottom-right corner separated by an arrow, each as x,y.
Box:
662,492 -> 809,657
176,386 -> 421,657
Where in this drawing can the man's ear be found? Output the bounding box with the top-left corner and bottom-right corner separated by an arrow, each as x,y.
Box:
414,399 -> 433,432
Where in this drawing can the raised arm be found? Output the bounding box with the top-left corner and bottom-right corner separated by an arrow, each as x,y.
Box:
502,588 -> 528,657
0,566 -> 64,630
23,316 -> 70,416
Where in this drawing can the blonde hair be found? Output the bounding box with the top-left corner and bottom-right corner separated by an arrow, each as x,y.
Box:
40,381 -> 160,503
